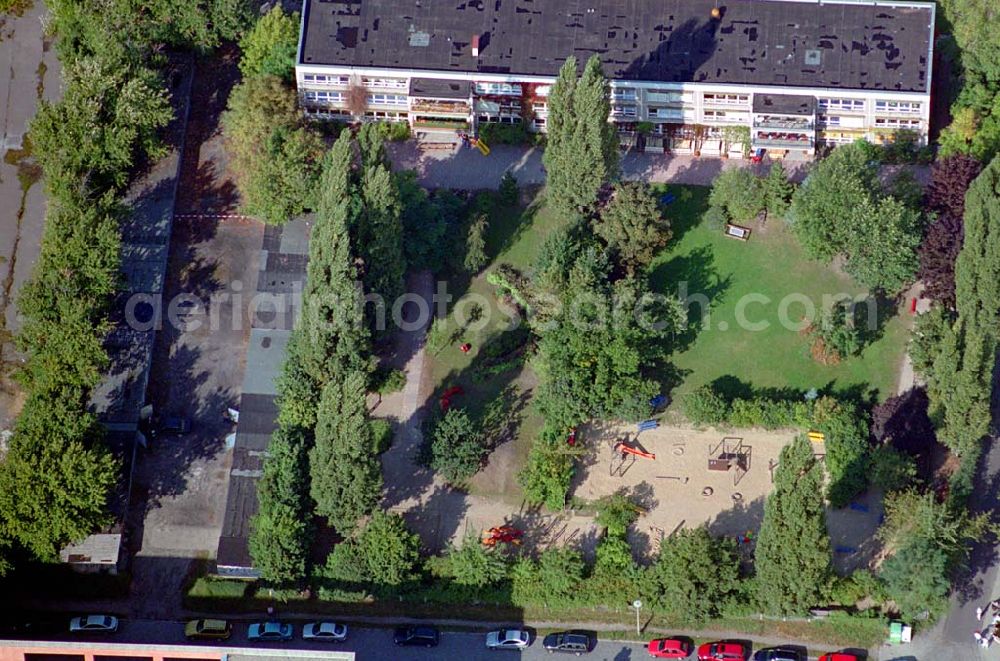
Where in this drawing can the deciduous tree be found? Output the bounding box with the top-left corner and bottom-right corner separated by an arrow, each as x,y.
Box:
649,527 -> 741,620
239,6 -> 299,80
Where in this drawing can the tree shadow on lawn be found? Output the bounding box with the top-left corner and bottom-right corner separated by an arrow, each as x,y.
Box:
649,244 -> 733,354
484,185 -> 542,263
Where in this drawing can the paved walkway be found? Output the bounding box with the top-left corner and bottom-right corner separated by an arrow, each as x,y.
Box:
388,141 -> 810,190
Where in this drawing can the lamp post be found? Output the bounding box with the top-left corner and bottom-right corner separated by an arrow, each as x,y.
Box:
632,599 -> 643,635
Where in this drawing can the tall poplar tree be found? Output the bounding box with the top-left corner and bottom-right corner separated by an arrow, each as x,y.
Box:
309,369 -> 383,533
754,436 -> 831,615
542,55 -> 617,218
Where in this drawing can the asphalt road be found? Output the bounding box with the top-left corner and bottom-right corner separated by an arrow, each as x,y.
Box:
4,617 -> 846,661
15,618 -> 651,660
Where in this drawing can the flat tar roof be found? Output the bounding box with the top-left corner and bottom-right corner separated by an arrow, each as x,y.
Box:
299,0 -> 933,93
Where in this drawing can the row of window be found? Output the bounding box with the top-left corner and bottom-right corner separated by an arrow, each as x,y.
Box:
875,100 -> 922,114
368,93 -> 407,106
703,93 -> 749,105
303,74 -> 350,86
875,117 -> 922,128
818,98 -> 865,111
478,115 -> 523,124
304,90 -> 345,103
301,74 -> 408,89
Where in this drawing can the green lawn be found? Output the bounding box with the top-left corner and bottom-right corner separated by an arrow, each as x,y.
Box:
423,188 -> 562,497
648,184 -> 909,402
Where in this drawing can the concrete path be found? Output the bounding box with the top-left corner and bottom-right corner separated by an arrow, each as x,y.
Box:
0,0 -> 62,427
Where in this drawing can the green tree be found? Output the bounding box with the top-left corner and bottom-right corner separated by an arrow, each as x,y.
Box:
239,6 -> 299,80
650,527 -> 742,620
511,547 -> 585,605
764,162 -> 794,217
357,511 -> 421,587
594,182 -> 672,274
543,55 -> 617,217
708,166 -> 764,222
595,491 -> 641,536
789,140 -> 880,260
0,397 -> 118,562
464,213 -> 490,273
429,407 -> 485,483
754,436 -> 831,615
843,195 -> 921,292
222,75 -> 322,224
358,163 -> 406,306
241,125 -> 324,224
248,426 -> 313,584
309,370 -> 383,533
431,533 -> 510,587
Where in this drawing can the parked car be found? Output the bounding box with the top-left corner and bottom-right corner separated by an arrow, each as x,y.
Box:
303,621 -> 348,642
158,416 -> 191,435
184,619 -> 231,641
247,621 -> 293,642
648,637 -> 694,658
753,648 -> 804,661
485,628 -> 530,650
697,641 -> 749,661
69,615 -> 118,634
393,626 -> 439,647
542,630 -> 593,655
818,654 -> 861,661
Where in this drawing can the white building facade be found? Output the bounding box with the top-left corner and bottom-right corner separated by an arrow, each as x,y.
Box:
295,0 -> 934,158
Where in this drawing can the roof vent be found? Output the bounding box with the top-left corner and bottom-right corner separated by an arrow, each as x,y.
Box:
409,30 -> 430,47
804,49 -> 822,66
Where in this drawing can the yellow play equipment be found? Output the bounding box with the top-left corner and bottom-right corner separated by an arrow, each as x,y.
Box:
807,430 -> 825,443
473,138 -> 490,155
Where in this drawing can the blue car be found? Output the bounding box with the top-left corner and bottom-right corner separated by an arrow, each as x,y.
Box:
247,621 -> 293,642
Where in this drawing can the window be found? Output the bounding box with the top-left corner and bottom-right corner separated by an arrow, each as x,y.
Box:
367,93 -> 407,107
647,106 -> 680,118
533,117 -> 546,129
304,90 -> 345,104
534,85 -> 552,97
364,110 -> 408,121
874,117 -> 922,128
611,88 -> 637,102
818,98 -> 865,112
818,114 -> 841,126
612,105 -> 637,118
532,101 -> 548,112
647,90 -> 688,104
875,100 -> 922,114
474,82 -> 522,96
478,115 -> 522,124
703,93 -> 748,106
302,74 -> 349,86
362,77 -> 407,89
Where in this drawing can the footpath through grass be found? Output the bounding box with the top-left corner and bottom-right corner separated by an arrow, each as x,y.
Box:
648,184 -> 909,402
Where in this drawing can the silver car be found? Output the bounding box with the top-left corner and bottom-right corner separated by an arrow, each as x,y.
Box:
485,628 -> 530,650
303,621 -> 348,642
247,621 -> 293,642
69,615 -> 118,634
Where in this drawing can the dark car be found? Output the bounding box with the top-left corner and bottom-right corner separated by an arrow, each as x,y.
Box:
542,631 -> 593,655
752,648 -> 805,661
393,626 -> 439,647
159,416 -> 191,434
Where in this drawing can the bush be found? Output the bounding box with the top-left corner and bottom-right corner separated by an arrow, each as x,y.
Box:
808,302 -> 865,364
703,204 -> 729,230
518,424 -> 575,509
371,419 -> 393,454
372,365 -> 406,394
429,533 -> 510,587
708,167 -> 764,222
682,386 -> 731,425
595,491 -> 640,536
375,121 -> 411,142
478,122 -> 531,145
464,213 -> 490,273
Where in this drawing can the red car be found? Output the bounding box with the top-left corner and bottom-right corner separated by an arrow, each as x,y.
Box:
698,641 -> 749,661
648,637 -> 693,658
818,655 -> 860,661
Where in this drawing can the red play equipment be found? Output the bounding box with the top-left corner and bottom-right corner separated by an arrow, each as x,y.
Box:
460,343 -> 472,353
614,441 -> 655,461
482,525 -> 523,547
566,427 -> 578,446
440,385 -> 464,411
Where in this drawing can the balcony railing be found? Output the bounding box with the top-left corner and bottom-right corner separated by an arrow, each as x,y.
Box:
753,137 -> 814,148
411,100 -> 470,115
753,118 -> 813,130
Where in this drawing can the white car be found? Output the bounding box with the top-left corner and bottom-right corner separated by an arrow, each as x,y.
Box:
303,621 -> 348,642
69,615 -> 118,634
485,628 -> 530,650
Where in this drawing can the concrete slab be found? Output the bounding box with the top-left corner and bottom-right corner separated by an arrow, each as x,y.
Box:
240,328 -> 290,397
